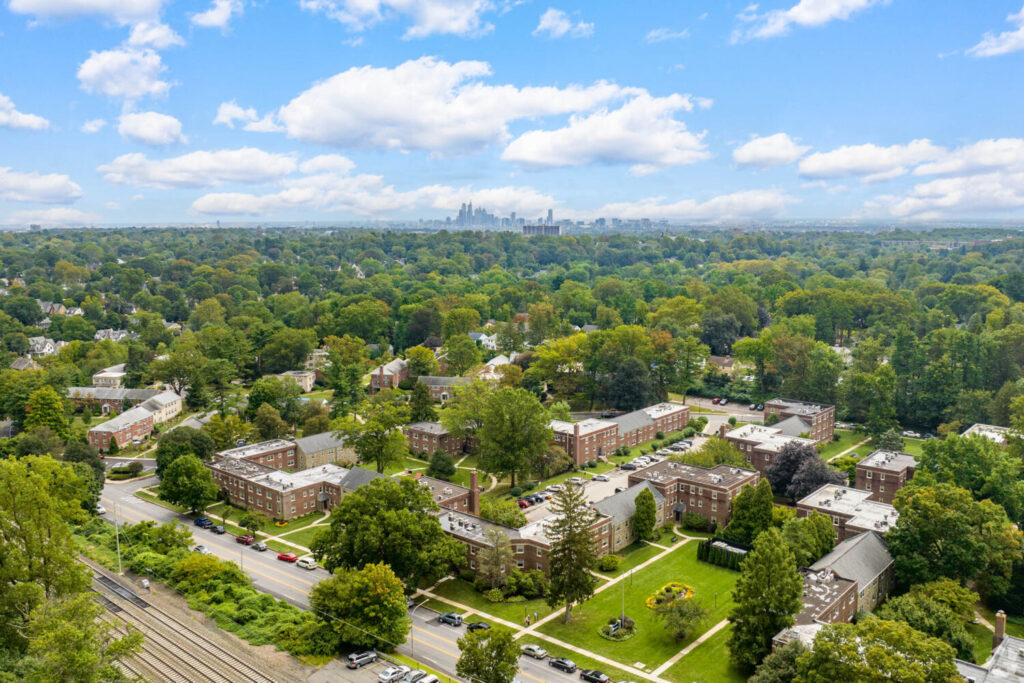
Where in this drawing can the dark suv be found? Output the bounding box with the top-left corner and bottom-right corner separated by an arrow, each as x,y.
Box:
580,671 -> 610,683
210,525 -> 226,534
549,658 -> 577,673
193,517 -> 213,528
438,612 -> 463,627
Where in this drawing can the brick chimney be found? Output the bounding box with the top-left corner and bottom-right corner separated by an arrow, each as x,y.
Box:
469,470 -> 480,516
995,610 -> 1006,649
719,423 -> 728,438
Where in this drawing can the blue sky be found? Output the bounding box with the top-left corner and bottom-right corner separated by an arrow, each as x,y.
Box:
1,0 -> 1023,226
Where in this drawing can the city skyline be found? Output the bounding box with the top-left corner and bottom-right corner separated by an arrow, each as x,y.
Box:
1,1 -> 1024,227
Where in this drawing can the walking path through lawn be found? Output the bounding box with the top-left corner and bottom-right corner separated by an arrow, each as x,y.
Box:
827,438 -> 870,462
651,618 -> 729,676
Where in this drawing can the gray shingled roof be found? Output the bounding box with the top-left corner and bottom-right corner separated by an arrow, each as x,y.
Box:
340,466 -> 388,490
67,387 -> 161,402
591,481 -> 665,524
810,531 -> 893,586
417,376 -> 472,387
295,432 -> 348,455
774,414 -> 812,437
610,408 -> 655,434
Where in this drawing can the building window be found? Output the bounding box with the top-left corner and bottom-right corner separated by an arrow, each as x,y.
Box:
866,471 -> 872,479
536,548 -> 543,557
517,560 -> 524,569
515,545 -> 524,554
866,482 -> 872,491
879,485 -> 885,493
879,473 -> 886,481
711,503 -> 717,512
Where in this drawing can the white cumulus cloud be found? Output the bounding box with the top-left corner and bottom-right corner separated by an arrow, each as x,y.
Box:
501,94 -> 709,174
213,101 -> 282,132
299,0 -> 497,38
98,148 -> 297,188
912,138 -> 1024,177
299,154 -> 356,174
967,4 -> 1024,57
118,111 -> 186,145
0,93 -> 49,131
81,118 -> 107,133
733,133 -> 810,167
5,208 -> 98,225
77,48 -> 171,100
127,21 -> 184,48
191,0 -> 243,30
645,27 -> 689,43
0,167 -> 83,204
533,8 -> 593,38
275,57 -> 643,154
798,139 -> 943,181
8,0 -> 164,24
734,0 -> 887,41
588,189 -> 794,221
876,172 -> 1024,219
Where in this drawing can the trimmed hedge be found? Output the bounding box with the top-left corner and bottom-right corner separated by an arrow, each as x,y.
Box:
697,537 -> 748,571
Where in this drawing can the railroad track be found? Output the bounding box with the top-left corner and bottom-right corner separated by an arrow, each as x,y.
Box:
87,560 -> 279,683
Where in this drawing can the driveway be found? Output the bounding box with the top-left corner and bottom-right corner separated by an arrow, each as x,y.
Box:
523,469 -> 634,522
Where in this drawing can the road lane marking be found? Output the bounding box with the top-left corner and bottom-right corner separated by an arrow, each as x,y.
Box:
412,625 -> 461,647
409,635 -> 459,659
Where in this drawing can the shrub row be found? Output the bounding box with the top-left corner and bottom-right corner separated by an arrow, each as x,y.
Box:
697,538 -> 746,571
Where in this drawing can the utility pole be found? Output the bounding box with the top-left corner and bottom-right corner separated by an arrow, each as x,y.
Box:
114,503 -> 123,575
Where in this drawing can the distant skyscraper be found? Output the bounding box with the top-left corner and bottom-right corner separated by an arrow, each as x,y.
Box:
547,208 -> 554,225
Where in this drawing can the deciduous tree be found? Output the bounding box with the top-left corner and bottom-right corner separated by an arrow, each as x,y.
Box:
158,454 -> 218,514
456,628 -> 521,683
23,386 -> 68,440
478,527 -> 514,588
310,562 -> 410,652
478,388 -> 552,488
335,391 -> 409,473
723,479 -> 774,545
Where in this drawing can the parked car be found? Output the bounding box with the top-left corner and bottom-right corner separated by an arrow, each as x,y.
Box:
193,517 -> 213,528
647,455 -> 661,462
516,499 -> 530,508
592,474 -> 609,482
549,658 -> 577,673
620,464 -> 636,471
378,665 -> 410,682
547,484 -> 564,493
438,612 -> 463,627
252,541 -> 268,552
600,411 -> 615,418
418,677 -> 439,683
277,552 -> 298,562
756,404 -> 764,411
580,671 -> 611,683
466,622 -> 490,632
521,644 -> 548,659
399,670 -> 426,683
711,397 -> 721,404
346,651 -> 377,669
568,477 -> 584,486
210,525 -> 226,535
236,534 -> 254,545
719,399 -> 728,406
95,504 -> 107,515
297,556 -> 318,570
527,494 -> 545,504
190,544 -> 211,555
749,404 -> 757,411
924,433 -> 936,439
901,430 -> 921,438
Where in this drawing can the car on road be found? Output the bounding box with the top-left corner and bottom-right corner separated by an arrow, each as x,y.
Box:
619,464 -> 636,471
252,541 -> 268,551
600,411 -> 615,418
521,644 -> 548,659
466,622 -> 490,632
438,612 -> 463,626
193,517 -> 213,528
549,657 -> 577,673
712,397 -> 721,404
190,545 -> 211,555
719,398 -> 728,406
346,651 -> 378,669
236,534 -> 254,545
297,556 -> 318,570
277,552 -> 298,562
95,504 -> 107,515
580,670 -> 611,683
614,486 -> 627,493
592,474 -> 609,482
399,669 -> 426,683
210,525 -> 226,534
756,404 -> 764,411
378,665 -> 410,682
749,403 -> 757,411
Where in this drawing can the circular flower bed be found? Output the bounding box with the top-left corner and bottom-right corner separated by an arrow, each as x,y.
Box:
598,616 -> 637,642
645,582 -> 695,610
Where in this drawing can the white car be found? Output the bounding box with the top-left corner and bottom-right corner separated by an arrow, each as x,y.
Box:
568,477 -> 584,486
191,545 -> 212,555
95,504 -> 107,515
901,430 -> 921,438
547,484 -> 564,493
592,474 -> 610,482
379,666 -> 411,682
297,556 -> 318,570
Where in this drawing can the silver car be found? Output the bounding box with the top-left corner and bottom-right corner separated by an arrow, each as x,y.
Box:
379,666 -> 410,682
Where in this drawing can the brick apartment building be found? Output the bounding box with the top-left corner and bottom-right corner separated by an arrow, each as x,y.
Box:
854,450 -> 917,504
405,421 -> 467,456
294,432 -> 354,469
416,376 -> 472,402
274,370 -> 317,393
207,459 -> 351,520
369,358 -> 408,392
720,423 -> 818,474
437,506 -> 613,575
628,461 -> 759,530
764,398 -> 836,443
797,484 -> 898,541
87,406 -> 155,450
417,470 -> 479,514
592,482 -> 667,551
216,440 -> 298,471
68,387 -> 161,414
551,402 -> 691,465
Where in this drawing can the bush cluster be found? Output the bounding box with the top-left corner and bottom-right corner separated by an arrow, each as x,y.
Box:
472,568 -> 550,601
696,538 -> 746,571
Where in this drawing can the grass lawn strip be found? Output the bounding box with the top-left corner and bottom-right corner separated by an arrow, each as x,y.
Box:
275,524 -> 326,550
661,623 -> 745,683
428,578 -> 555,623
817,429 -> 863,460
595,542 -> 662,578
967,622 -> 996,665
536,541 -> 738,673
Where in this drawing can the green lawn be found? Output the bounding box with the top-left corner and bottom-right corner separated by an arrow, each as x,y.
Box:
277,524 -> 327,549
429,578 -> 555,623
537,540 -> 738,672
514,634 -> 635,683
135,489 -> 189,513
385,456 -> 430,476
596,542 -> 663,578
901,437 -> 926,456
977,604 -> 1024,639
818,429 -> 863,460
663,624 -> 744,683
967,622 -> 995,665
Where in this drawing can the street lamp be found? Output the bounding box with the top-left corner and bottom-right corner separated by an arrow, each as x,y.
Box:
409,598 -> 426,659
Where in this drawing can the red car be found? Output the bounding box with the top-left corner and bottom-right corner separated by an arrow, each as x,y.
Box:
277,552 -> 298,562
516,499 -> 530,508
711,397 -> 721,405
236,535 -> 254,545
